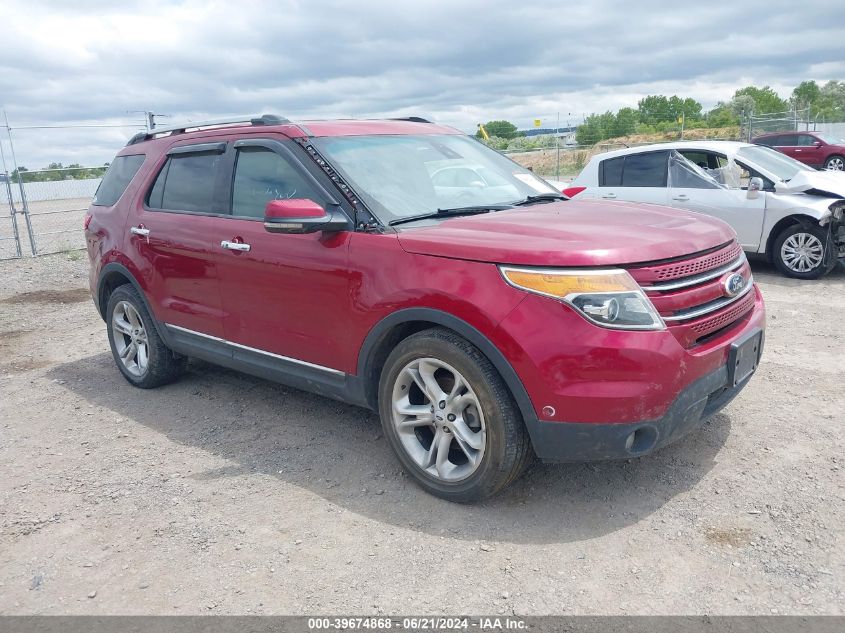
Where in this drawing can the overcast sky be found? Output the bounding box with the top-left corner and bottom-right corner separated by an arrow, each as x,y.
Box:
1,0 -> 844,168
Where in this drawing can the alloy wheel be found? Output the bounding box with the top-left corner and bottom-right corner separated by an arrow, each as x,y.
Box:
781,232 -> 824,273
825,156 -> 844,171
390,357 -> 486,482
111,300 -> 149,377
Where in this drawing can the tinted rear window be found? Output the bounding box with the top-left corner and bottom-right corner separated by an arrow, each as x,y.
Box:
92,154 -> 145,206
599,157 -> 623,186
600,152 -> 667,187
147,152 -> 222,212
622,152 -> 668,187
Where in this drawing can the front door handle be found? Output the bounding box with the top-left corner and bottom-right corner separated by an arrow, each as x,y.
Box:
672,194 -> 689,201
601,193 -> 617,199
221,240 -> 251,252
129,225 -> 150,236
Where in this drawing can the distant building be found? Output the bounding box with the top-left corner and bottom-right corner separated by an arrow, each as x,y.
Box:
520,126 -> 578,145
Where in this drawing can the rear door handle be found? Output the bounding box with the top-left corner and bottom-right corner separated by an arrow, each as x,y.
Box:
672,194 -> 689,201
129,225 -> 150,236
221,240 -> 251,252
601,193 -> 617,199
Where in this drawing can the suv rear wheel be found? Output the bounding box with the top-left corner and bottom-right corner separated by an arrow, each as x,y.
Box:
106,284 -> 187,388
772,224 -> 836,279
378,328 -> 532,502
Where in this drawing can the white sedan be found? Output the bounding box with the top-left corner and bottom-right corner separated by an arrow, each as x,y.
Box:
568,141 -> 845,279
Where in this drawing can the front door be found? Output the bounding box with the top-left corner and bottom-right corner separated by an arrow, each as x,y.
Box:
211,139 -> 354,373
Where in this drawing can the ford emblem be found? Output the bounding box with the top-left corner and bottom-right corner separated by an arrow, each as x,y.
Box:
722,272 -> 745,298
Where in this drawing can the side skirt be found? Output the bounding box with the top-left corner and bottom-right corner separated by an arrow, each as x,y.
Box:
164,324 -> 370,409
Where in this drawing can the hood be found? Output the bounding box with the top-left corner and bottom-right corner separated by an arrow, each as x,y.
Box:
776,169 -> 845,197
397,200 -> 736,267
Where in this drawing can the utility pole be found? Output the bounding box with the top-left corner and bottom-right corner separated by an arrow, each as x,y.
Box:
128,110 -> 171,131
555,111 -> 561,180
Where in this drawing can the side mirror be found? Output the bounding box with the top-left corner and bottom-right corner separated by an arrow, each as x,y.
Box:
263,199 -> 350,234
747,177 -> 764,200
813,140 -> 823,147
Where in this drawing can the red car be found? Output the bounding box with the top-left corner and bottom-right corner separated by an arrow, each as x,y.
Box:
85,114 -> 765,501
753,130 -> 845,171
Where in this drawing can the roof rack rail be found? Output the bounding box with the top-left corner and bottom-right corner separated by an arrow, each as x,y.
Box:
126,113 -> 290,145
388,116 -> 432,123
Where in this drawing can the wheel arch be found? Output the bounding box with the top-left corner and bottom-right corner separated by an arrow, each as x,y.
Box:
764,214 -> 823,262
357,308 -> 539,431
97,262 -> 170,344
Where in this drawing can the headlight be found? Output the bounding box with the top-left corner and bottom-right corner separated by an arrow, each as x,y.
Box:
500,267 -> 665,331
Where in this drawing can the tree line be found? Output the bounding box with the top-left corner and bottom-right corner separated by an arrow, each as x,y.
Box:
9,163 -> 110,183
475,79 -> 844,147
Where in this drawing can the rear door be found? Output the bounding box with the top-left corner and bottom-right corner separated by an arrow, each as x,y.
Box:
124,141 -> 227,337
591,151 -> 670,205
210,137 -> 354,373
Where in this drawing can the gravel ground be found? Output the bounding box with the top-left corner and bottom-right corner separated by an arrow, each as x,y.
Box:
0,252 -> 842,615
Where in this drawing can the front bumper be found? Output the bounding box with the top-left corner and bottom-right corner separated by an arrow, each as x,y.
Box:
529,354 -> 757,462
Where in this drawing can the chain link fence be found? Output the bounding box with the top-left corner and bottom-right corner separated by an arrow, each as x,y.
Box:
12,167 -> 105,255
0,167 -> 105,259
0,173 -> 24,259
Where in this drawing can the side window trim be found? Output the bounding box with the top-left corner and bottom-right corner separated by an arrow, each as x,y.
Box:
167,142 -> 226,156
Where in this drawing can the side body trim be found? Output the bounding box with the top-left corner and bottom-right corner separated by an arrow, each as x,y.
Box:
164,323 -> 344,376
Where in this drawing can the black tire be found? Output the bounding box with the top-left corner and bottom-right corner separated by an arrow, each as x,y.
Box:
106,284 -> 187,388
378,327 -> 533,502
771,223 -> 836,280
823,155 -> 844,171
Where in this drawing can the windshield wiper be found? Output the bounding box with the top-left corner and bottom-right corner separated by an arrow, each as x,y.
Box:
388,204 -> 513,226
511,193 -> 567,206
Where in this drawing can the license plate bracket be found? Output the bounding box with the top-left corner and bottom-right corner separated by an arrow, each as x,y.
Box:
728,329 -> 763,387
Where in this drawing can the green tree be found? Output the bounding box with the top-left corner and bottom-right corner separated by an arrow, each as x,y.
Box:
706,104 -> 740,127
477,120 -> 519,140
732,85 -> 789,114
637,95 -> 670,125
614,107 -> 639,136
791,80 -> 821,109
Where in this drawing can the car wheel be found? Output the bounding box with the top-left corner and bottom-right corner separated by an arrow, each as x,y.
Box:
378,328 -> 533,502
106,284 -> 187,388
772,224 -> 835,280
824,155 -> 844,171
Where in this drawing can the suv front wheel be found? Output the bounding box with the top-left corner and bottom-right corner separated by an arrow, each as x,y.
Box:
106,284 -> 187,388
378,328 -> 533,502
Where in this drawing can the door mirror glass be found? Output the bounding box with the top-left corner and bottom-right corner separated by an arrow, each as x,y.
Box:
747,177 -> 764,199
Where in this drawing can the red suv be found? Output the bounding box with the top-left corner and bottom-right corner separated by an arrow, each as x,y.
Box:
753,130 -> 845,171
86,114 -> 765,501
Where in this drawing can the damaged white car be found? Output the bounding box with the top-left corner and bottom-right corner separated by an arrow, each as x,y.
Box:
568,141 -> 845,279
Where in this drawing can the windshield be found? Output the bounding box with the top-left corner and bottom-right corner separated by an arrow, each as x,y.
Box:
310,134 -> 557,223
818,133 -> 845,145
735,145 -> 809,182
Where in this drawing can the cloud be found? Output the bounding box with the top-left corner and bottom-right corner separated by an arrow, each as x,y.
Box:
0,0 -> 843,167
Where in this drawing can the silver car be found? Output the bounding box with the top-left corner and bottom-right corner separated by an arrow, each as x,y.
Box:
570,141 -> 845,279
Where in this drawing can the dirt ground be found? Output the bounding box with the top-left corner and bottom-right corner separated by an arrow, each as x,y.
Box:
0,252 -> 843,616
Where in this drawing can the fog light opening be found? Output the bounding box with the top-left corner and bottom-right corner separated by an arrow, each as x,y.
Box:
624,426 -> 658,455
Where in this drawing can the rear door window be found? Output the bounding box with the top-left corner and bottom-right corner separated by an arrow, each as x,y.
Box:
148,151 -> 223,212
92,154 -> 145,206
621,151 -> 668,187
